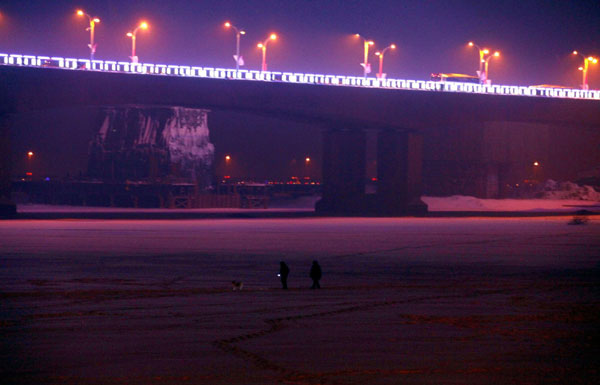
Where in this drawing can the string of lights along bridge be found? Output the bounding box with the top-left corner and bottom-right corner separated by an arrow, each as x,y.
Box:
1,53 -> 599,101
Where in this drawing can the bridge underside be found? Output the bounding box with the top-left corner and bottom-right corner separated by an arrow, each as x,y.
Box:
317,127 -> 426,215
1,66 -> 599,217
0,111 -> 428,217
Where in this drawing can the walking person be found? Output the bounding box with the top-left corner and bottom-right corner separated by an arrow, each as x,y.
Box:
279,261 -> 290,289
309,260 -> 322,289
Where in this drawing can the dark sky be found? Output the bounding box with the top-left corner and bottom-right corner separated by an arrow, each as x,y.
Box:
1,0 -> 599,87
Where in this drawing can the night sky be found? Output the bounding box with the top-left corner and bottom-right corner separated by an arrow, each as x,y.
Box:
1,0 -> 599,88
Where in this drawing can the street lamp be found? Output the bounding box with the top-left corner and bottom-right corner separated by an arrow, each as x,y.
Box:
374,44 -> 396,79
572,51 -> 598,90
304,157 -> 311,180
126,22 -> 149,63
532,161 -> 541,182
468,41 -> 500,84
355,34 -> 374,77
257,33 -> 277,72
26,151 -> 34,178
224,155 -> 232,181
224,22 -> 246,71
76,10 -> 100,61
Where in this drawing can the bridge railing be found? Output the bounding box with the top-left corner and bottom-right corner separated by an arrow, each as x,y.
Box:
1,53 -> 599,101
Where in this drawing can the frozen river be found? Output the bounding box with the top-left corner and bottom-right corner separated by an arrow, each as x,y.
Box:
1,216 -> 599,384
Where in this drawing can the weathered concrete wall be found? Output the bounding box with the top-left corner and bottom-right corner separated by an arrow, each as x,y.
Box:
88,106 -> 214,187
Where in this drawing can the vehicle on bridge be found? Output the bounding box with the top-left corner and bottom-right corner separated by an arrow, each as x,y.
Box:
529,84 -> 572,89
430,73 -> 480,84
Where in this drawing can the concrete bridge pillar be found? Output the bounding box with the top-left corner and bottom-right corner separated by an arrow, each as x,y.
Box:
316,127 -> 366,214
375,130 -> 427,215
0,114 -> 16,217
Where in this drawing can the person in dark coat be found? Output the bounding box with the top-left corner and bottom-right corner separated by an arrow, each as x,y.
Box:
279,261 -> 290,289
309,260 -> 322,289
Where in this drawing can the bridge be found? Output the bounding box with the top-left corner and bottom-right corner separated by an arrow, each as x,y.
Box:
1,53 -> 600,216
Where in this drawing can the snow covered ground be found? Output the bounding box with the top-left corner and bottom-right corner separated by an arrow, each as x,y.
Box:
422,195 -> 600,212
16,194 -> 600,215
1,216 -> 598,384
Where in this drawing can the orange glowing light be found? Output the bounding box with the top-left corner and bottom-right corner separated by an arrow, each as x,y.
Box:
494,51 -> 500,57
225,155 -> 231,161
390,44 -> 396,49
27,151 -> 34,157
533,161 -> 539,166
140,22 -> 148,29
483,49 -> 489,54
270,33 -> 277,40
305,157 -> 311,163
257,43 -> 263,48
224,21 -> 231,27
367,41 -> 374,45
572,50 -> 578,55
93,18 -> 100,23
76,10 -> 84,16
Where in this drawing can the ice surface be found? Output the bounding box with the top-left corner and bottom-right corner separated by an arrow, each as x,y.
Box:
0,216 -> 598,384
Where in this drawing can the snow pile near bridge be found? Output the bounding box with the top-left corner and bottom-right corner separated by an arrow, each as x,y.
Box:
534,179 -> 600,201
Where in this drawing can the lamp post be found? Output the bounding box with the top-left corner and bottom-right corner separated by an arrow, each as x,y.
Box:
572,51 -> 598,90
355,34 -> 374,77
374,44 -> 396,79
224,155 -> 232,182
76,10 -> 100,61
304,157 -> 311,179
126,22 -> 149,63
26,151 -> 34,179
532,161 -> 540,182
224,22 -> 246,71
484,51 -> 500,84
468,42 -> 500,84
257,33 -> 277,72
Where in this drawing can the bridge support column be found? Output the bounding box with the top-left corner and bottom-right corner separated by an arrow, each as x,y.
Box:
0,114 -> 16,217
316,128 -> 366,214
375,130 -> 427,215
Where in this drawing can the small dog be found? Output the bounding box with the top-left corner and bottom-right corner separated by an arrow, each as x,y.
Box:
231,281 -> 244,291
